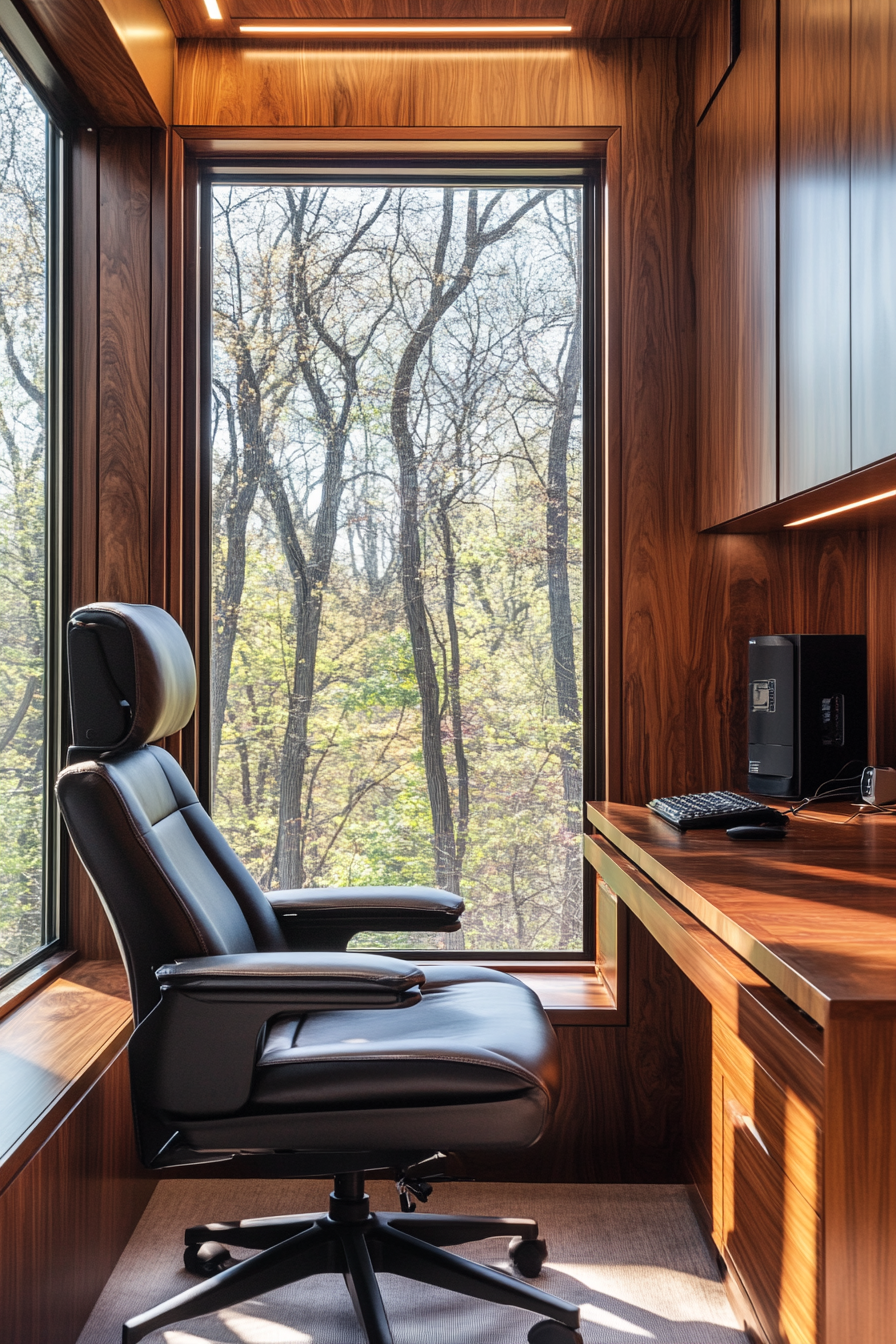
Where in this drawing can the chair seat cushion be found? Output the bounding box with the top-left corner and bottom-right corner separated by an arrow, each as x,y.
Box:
250,964 -> 560,1113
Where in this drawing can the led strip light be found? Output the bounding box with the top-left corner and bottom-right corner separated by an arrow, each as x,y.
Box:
237,21 -> 572,33
785,487 -> 896,526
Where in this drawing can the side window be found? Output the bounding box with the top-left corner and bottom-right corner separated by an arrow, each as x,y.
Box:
0,49 -> 57,980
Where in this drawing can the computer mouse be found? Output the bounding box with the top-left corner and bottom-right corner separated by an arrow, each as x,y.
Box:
726,824 -> 788,840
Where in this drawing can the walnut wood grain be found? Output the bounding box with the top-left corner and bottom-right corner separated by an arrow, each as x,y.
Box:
584,831 -> 825,1111
695,0 -> 736,121
850,0 -> 896,472
69,127 -> 123,963
824,1017 -> 896,1344
0,951 -> 77,1024
158,0 -> 701,39
174,39 -> 631,125
715,1014 -> 820,1212
866,525 -> 896,770
696,0 -> 775,528
0,962 -> 132,1191
589,802 -> 896,1024
722,1072 -> 820,1344
18,0 -> 166,125
707,452 -> 896,531
510,971 -> 620,1022
0,1048 -> 153,1344
99,129 -> 152,604
778,0 -> 851,497
617,38 -> 697,804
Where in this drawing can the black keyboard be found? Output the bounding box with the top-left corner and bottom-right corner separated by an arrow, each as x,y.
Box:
647,791 -> 786,831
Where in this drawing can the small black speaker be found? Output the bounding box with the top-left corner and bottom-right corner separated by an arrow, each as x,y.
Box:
747,634 -> 867,798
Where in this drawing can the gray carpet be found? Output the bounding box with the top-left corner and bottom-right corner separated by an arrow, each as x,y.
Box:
78,1181 -> 749,1344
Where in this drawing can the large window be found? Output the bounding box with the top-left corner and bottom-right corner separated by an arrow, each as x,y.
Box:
208,177 -> 590,953
0,48 -> 59,980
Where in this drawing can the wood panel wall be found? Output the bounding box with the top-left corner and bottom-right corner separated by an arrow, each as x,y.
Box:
68,124 -> 181,959
166,36 -> 896,811
0,1048 -> 153,1344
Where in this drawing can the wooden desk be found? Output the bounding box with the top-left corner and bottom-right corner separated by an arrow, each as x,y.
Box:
585,802 -> 896,1344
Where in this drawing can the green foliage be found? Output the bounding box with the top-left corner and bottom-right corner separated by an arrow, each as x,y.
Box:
341,633 -> 420,712
211,185 -> 585,952
0,55 -> 48,970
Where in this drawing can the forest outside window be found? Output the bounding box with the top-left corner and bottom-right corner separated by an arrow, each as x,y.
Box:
0,46 -> 59,982
208,177 -> 589,954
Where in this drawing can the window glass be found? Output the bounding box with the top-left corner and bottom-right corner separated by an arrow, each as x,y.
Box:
0,52 -> 50,974
210,183 -> 584,952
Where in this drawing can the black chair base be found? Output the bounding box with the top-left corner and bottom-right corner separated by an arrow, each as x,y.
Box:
123,1175 -> 582,1344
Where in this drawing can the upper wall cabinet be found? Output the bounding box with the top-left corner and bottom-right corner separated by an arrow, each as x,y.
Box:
696,0 -> 776,530
778,0 -> 851,497
697,0 -> 896,526
851,0 -> 896,470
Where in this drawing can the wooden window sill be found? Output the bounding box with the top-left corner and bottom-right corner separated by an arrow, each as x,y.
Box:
0,950 -> 79,1024
0,960 -> 133,1193
508,970 -> 622,1023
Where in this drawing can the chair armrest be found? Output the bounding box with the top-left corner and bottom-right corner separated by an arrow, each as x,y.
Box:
130,953 -> 423,1119
267,887 -> 464,951
156,951 -> 424,1002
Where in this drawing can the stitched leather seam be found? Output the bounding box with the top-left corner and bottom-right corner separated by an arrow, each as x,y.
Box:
162,968 -> 418,984
271,900 -> 458,912
256,1050 -> 545,1092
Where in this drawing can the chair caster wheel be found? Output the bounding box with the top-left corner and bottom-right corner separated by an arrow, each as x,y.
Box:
527,1320 -> 583,1344
183,1241 -> 235,1277
509,1236 -> 548,1278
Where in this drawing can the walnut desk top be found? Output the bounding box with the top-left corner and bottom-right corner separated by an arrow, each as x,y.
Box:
586,801 -> 896,1028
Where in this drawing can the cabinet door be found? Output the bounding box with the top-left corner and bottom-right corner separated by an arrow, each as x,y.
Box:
851,0 -> 896,470
696,0 -> 776,529
779,0 -> 852,496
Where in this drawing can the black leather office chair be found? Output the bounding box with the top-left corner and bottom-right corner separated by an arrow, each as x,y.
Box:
56,603 -> 581,1344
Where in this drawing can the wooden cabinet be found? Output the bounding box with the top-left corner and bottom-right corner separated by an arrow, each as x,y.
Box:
778,0 -> 852,497
851,0 -> 896,470
697,0 -> 896,518
714,1018 -> 822,1344
696,0 -> 776,529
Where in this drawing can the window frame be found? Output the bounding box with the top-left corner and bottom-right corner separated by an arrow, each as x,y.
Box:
195,147 -> 606,965
0,14 -> 73,992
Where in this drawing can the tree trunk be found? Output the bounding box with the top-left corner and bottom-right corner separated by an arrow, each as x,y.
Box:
437,504 -> 468,946
390,186 -> 551,899
545,316 -> 583,946
210,371 -> 266,797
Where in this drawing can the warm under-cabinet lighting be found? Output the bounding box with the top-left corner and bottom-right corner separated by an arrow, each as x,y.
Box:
238,22 -> 573,34
205,0 -> 223,17
785,487 -> 896,526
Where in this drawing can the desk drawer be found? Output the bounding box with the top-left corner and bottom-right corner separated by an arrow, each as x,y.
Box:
715,1020 -> 822,1344
723,1072 -> 821,1344
714,1018 -> 821,1214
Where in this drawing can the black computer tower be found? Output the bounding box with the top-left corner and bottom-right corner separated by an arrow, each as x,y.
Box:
747,634 -> 867,798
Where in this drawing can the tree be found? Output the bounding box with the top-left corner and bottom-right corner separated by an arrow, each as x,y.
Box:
0,55 -> 48,967
267,185 -> 396,889
209,182 -> 585,954
388,187 -> 552,897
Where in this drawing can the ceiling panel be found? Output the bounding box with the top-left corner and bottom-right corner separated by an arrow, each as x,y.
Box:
159,0 -> 700,39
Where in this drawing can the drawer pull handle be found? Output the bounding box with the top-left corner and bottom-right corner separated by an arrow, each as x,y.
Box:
725,1100 -> 770,1156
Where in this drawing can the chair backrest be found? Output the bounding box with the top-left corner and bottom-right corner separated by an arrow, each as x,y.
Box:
56,603 -> 285,1023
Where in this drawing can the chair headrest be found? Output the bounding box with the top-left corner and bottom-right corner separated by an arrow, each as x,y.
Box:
67,603 -> 196,754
